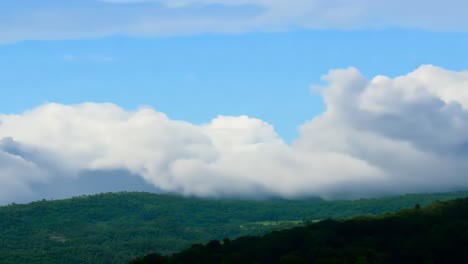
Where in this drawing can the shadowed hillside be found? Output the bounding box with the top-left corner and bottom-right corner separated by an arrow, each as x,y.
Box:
132,197 -> 468,264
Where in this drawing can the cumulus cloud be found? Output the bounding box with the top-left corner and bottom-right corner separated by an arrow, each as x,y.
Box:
1,0 -> 468,43
296,65 -> 468,193
0,138 -> 49,203
1,65 -> 468,204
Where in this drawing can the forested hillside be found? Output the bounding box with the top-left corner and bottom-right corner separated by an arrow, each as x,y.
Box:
1,191 -> 468,263
132,197 -> 468,264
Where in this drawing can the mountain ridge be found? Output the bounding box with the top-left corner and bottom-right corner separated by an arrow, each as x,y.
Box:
2,190 -> 468,264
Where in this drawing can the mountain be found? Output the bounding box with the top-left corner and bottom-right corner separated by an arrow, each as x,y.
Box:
132,197 -> 468,264
1,191 -> 468,263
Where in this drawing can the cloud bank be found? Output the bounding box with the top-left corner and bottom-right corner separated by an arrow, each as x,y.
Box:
2,65 -> 468,204
1,0 -> 468,43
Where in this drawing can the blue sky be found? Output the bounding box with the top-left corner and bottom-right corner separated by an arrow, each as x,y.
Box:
2,30 -> 468,141
2,0 -> 468,203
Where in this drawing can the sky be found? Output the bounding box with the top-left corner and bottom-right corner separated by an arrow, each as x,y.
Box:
1,0 -> 468,204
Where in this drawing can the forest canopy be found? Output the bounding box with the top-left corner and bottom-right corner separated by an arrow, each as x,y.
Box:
1,191 -> 468,263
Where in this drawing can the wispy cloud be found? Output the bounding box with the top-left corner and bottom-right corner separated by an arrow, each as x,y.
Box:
1,0 -> 467,43
2,65 -> 468,203
62,54 -> 114,62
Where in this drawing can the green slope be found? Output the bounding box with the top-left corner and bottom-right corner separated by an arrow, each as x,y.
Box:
1,191 -> 468,263
134,197 -> 468,264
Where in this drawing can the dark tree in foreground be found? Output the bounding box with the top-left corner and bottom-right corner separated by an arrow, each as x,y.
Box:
131,198 -> 468,264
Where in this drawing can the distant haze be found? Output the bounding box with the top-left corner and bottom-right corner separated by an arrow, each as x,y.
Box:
1,65 -> 468,204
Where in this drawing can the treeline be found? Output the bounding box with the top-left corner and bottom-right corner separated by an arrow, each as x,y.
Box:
1,191 -> 468,263
132,198 -> 468,264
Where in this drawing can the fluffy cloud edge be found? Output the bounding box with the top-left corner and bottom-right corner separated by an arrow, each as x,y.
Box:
1,64 -> 468,203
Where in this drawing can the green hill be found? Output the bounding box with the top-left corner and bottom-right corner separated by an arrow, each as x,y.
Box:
132,197 -> 468,264
1,191 -> 468,263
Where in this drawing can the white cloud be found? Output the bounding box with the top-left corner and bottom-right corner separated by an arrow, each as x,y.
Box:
297,65 -> 468,193
1,0 -> 468,43
1,65 -> 468,203
0,138 -> 49,203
